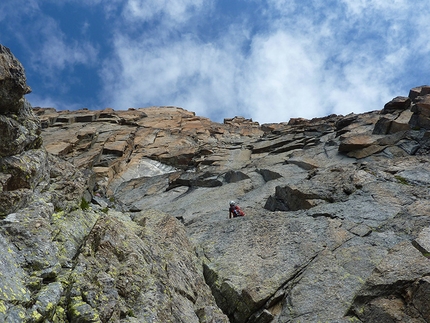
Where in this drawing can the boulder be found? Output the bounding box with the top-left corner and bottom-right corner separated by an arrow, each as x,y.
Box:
381,96 -> 411,114
390,109 -> 413,133
408,94 -> 430,130
373,117 -> 392,135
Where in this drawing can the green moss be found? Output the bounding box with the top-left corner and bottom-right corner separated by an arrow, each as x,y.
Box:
394,175 -> 410,185
80,198 -> 90,210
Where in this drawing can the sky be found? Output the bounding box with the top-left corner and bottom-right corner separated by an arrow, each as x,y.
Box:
0,0 -> 429,124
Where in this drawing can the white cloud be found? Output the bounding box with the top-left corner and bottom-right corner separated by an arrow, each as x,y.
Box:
238,30 -> 328,122
340,0 -> 409,16
263,0 -> 297,16
55,0 -> 205,22
100,33 -> 241,120
122,0 -> 209,24
27,92 -> 83,111
413,12 -> 430,55
34,28 -> 98,74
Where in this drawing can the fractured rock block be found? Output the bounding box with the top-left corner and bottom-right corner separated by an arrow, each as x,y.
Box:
411,94 -> 430,117
390,110 -> 413,133
103,140 -> 128,157
409,113 -> 430,130
382,96 -> 411,114
338,134 -> 376,152
373,117 -> 392,135
0,149 -> 49,191
409,85 -> 430,102
45,141 -> 73,156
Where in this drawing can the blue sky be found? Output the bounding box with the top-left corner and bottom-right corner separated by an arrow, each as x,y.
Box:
1,0 -> 429,124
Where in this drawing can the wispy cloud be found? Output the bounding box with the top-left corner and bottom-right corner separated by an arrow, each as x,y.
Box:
0,0 -> 39,22
27,92 -> 84,111
32,21 -> 99,75
0,1 -> 99,81
100,32 -> 240,120
123,0 -> 207,23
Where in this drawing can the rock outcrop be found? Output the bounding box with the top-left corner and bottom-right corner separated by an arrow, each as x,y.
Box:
2,43 -> 430,322
0,45 -> 227,323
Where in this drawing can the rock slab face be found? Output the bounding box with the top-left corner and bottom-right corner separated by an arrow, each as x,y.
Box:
3,44 -> 430,322
70,210 -> 227,323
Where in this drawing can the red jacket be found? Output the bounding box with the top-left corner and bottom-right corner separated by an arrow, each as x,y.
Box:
229,205 -> 245,218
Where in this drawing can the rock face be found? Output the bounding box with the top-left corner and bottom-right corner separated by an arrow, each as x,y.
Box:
0,45 -> 227,323
2,43 -> 430,323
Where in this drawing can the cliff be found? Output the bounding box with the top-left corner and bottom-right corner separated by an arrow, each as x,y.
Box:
1,44 -> 430,323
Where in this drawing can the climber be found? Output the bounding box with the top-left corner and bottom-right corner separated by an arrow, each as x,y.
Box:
229,201 -> 245,218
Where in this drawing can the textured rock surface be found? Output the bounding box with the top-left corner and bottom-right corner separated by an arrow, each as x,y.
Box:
69,210 -> 227,323
33,91 -> 430,323
0,45 -> 227,323
3,43 -> 430,322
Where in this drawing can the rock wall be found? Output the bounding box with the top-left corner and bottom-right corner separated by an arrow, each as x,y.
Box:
2,43 -> 430,322
0,45 -> 227,323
